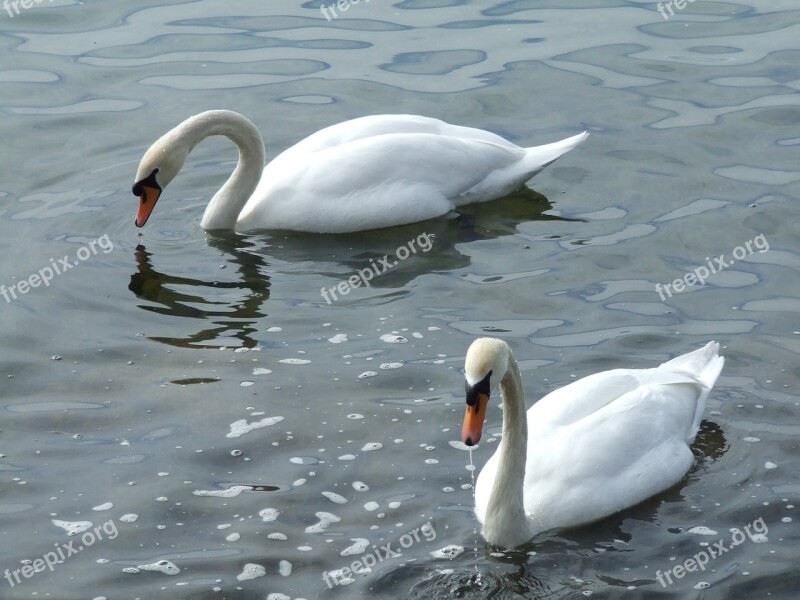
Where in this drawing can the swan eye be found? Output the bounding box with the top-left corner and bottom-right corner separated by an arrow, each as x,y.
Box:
132,168 -> 160,196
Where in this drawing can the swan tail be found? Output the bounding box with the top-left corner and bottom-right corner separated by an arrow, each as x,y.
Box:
522,131 -> 589,173
658,341 -> 725,439
660,341 -> 724,390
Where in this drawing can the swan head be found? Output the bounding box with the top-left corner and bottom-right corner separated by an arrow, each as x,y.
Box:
132,125 -> 194,227
462,338 -> 510,446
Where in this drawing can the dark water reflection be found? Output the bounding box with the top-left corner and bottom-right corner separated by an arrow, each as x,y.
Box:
129,237 -> 270,348
127,189 -> 568,349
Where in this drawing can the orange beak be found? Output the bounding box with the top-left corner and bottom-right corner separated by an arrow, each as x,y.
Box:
135,185 -> 161,228
462,392 -> 488,446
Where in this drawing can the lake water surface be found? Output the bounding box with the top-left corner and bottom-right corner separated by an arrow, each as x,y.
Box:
1,1 -> 798,598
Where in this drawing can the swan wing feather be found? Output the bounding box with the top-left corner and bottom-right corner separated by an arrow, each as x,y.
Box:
523,381 -> 703,531
239,133 -> 527,232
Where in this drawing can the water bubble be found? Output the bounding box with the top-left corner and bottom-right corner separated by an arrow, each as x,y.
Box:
236,563 -> 265,581
259,508 -> 279,522
430,545 -> 464,560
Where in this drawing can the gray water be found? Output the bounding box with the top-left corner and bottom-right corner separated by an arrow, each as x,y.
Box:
1,1 -> 799,598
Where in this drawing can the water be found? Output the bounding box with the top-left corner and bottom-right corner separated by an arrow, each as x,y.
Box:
1,0 -> 799,598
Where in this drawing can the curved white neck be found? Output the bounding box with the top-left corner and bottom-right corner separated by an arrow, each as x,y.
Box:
174,111 -> 265,230
482,354 -> 532,546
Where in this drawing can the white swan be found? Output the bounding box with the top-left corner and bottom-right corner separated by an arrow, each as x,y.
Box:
461,338 -> 724,548
132,110 -> 588,233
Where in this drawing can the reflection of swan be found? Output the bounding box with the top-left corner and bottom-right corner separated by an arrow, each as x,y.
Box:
132,110 -> 588,233
128,237 -> 270,349
461,338 -> 724,548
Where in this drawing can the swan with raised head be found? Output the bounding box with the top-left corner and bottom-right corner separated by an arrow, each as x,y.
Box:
132,110 -> 588,233
461,338 -> 724,548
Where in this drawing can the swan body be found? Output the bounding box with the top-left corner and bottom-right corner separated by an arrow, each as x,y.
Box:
461,338 -> 724,548
132,110 -> 588,233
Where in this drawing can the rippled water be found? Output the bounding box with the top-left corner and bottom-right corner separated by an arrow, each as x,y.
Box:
1,1 -> 798,598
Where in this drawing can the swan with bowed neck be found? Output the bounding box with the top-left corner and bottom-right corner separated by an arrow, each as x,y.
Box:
131,110 -> 588,233
461,338 -> 724,548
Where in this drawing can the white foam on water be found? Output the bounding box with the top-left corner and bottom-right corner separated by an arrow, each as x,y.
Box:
305,511 -> 341,533
687,526 -> 718,536
328,334 -> 348,343
279,560 -> 292,576
259,508 -> 280,522
279,358 -> 311,365
341,538 -> 370,556
322,491 -> 348,504
326,567 -> 355,585
380,334 -> 408,343
430,545 -> 464,560
226,416 -> 284,438
361,442 -> 382,452
694,582 -> 711,589
236,563 -> 265,581
138,560 -> 180,575
193,485 -> 251,498
52,519 -> 92,536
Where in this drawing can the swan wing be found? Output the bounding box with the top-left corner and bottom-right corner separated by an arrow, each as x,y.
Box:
239,133 -> 529,233
520,343 -> 723,532
523,382 -> 702,531
269,114 -> 521,161
529,342 -> 723,433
